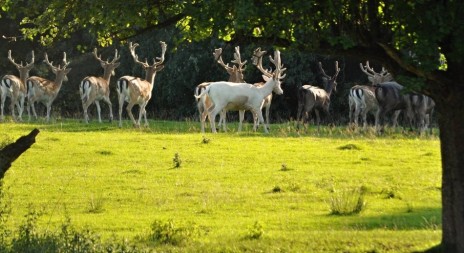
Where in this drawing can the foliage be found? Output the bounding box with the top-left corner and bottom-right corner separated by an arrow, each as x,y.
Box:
149,219 -> 200,246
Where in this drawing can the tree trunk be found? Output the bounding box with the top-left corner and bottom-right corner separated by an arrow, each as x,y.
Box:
0,128 -> 40,179
437,89 -> 464,252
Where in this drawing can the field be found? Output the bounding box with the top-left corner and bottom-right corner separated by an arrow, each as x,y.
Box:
0,119 -> 442,252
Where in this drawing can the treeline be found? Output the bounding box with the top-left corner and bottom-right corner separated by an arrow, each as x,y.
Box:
0,26 -> 377,125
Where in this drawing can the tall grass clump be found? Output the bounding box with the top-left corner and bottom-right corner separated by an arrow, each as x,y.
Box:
149,219 -> 200,246
0,182 -> 11,251
329,187 -> 366,215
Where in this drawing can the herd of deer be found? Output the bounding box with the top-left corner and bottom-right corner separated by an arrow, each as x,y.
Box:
0,42 -> 435,134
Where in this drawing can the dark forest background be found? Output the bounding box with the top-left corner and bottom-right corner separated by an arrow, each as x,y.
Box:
0,15 -> 388,126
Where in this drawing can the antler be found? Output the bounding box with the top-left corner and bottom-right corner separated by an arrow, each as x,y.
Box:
213,48 -> 232,71
44,52 -> 70,71
8,50 -> 35,69
231,46 -> 247,72
129,41 -> 166,68
93,48 -> 120,64
319,61 -> 340,80
270,50 -> 286,79
360,61 -> 392,84
252,47 -> 272,78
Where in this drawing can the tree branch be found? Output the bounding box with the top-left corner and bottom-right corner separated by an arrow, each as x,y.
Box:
0,129 -> 39,179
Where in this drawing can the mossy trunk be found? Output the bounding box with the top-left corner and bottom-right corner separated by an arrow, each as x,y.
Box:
436,88 -> 464,252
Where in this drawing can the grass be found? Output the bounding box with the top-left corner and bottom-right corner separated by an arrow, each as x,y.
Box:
0,118 -> 441,252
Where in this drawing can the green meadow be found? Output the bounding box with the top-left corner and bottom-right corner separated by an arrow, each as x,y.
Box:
0,119 -> 441,252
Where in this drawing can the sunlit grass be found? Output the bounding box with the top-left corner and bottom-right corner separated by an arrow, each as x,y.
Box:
0,119 -> 441,252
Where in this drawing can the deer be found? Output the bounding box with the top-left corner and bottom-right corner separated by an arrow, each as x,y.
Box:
195,50 -> 285,134
26,52 -> 71,123
349,61 -> 395,129
296,61 -> 340,131
116,41 -> 167,128
80,48 -> 121,123
251,47 -> 275,130
0,50 -> 35,121
195,46 -> 246,133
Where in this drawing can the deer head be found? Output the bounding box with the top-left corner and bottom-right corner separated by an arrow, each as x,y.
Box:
213,46 -> 246,83
129,41 -> 166,80
359,61 -> 393,85
8,50 -> 35,81
319,61 -> 340,93
44,52 -> 72,82
93,48 -> 121,76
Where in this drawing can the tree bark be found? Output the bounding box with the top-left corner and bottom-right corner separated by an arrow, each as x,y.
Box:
437,88 -> 464,252
0,128 -> 40,179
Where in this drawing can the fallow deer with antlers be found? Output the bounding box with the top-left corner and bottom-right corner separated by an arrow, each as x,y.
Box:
296,61 -> 340,131
349,61 -> 394,129
26,52 -> 71,122
195,50 -> 285,133
116,41 -> 167,128
0,50 -> 35,121
195,46 -> 247,132
80,48 -> 120,123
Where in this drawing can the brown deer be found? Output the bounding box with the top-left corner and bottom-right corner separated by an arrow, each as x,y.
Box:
296,61 -> 340,131
0,50 -> 35,121
80,48 -> 121,123
116,41 -> 167,128
349,61 -> 394,129
26,52 -> 72,122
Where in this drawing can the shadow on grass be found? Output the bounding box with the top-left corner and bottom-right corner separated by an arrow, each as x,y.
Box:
346,207 -> 441,231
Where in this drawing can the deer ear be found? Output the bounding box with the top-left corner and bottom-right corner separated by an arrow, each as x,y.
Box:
262,75 -> 271,82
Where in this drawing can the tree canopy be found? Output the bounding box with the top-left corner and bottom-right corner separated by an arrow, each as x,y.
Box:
2,1 -> 464,251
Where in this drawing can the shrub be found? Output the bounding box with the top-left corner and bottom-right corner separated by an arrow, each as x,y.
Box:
149,219 -> 198,245
244,221 -> 264,240
329,187 -> 366,215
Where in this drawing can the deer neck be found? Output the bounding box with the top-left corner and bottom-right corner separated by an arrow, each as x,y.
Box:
257,79 -> 275,99
18,69 -> 31,87
325,83 -> 335,97
102,68 -> 114,83
144,69 -> 158,85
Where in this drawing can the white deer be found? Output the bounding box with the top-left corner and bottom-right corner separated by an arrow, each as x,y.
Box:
0,50 -> 35,121
195,50 -> 285,133
195,46 -> 247,133
26,52 -> 71,122
80,48 -> 121,123
251,47 -> 275,129
116,41 -> 167,128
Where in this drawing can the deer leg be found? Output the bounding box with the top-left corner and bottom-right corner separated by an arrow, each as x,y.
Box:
125,102 -> 138,127
82,99 -> 91,124
95,100 -> 102,123
0,91 -> 6,121
30,99 -> 38,120
238,110 -> 245,132
103,97 -> 113,123
266,104 -> 271,129
17,95 -> 25,121
10,98 -> 17,121
141,103 -> 149,128
221,110 -> 227,132
254,109 -> 268,133
117,94 -> 126,128
46,103 -> 52,123
208,107 -> 222,134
